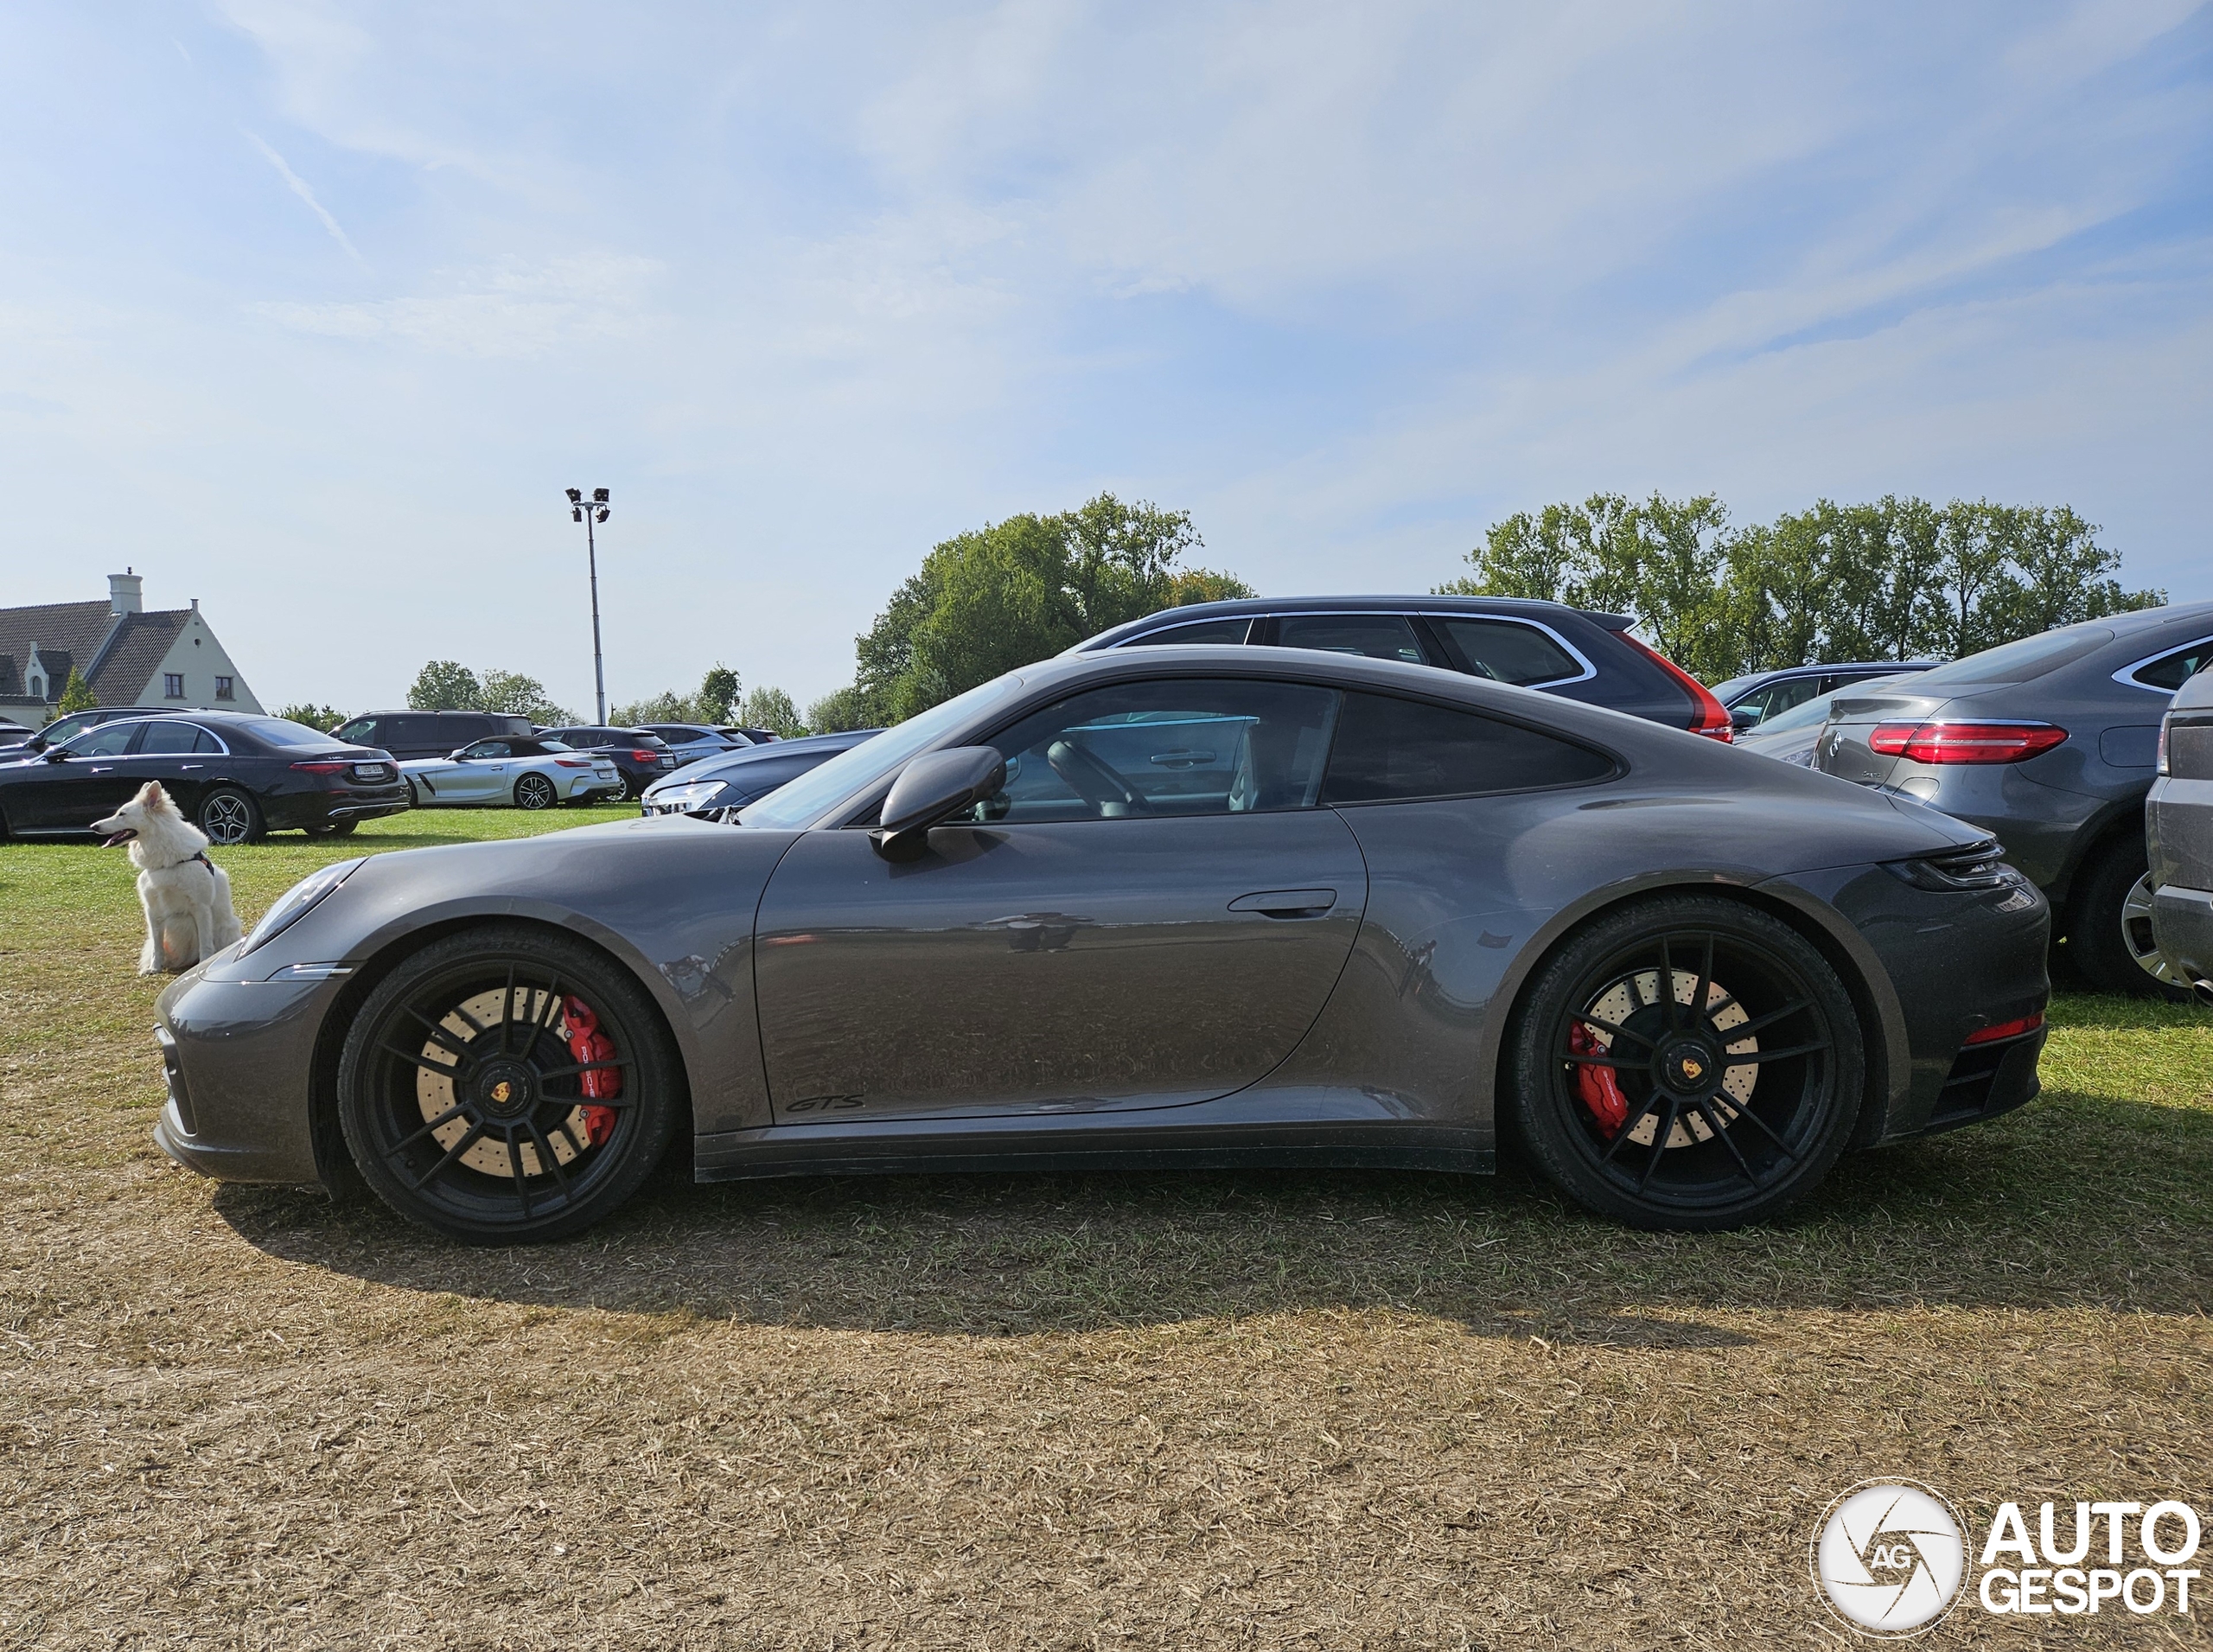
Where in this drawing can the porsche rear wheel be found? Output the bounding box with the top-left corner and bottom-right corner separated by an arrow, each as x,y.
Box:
337,926 -> 681,1243
1508,896 -> 1862,1230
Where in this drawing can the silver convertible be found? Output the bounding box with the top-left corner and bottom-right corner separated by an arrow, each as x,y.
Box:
155,646 -> 2051,1244
399,736 -> 623,812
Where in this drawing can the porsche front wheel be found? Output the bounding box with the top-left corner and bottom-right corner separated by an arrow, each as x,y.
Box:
1507,896 -> 1863,1230
337,927 -> 681,1243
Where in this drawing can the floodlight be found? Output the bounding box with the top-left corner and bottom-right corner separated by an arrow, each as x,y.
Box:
592,488 -> 609,503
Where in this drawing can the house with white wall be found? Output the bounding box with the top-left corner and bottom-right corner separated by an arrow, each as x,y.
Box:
0,571 -> 265,725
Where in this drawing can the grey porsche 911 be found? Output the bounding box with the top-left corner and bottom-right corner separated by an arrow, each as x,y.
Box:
153,646 -> 2050,1243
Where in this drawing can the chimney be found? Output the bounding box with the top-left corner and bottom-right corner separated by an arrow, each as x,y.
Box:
109,570 -> 143,616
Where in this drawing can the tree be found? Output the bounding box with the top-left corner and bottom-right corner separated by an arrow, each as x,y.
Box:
407,660 -> 482,711
56,667 -> 96,715
849,492 -> 1251,722
804,684 -> 878,733
1444,492 -> 2162,679
698,665 -> 742,724
276,703 -> 348,732
737,686 -> 806,737
479,670 -> 576,726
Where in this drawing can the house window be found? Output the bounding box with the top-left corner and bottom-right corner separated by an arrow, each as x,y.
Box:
214,675 -> 234,700
28,678 -> 41,700
164,673 -> 185,698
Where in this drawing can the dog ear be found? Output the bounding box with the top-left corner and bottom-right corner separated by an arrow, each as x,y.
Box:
137,781 -> 175,813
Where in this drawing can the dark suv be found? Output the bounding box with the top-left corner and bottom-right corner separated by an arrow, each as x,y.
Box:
539,727 -> 679,798
1071,595 -> 1734,737
1814,601 -> 2213,998
331,711 -> 534,762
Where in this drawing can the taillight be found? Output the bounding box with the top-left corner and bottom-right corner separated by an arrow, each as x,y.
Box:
1964,1011 -> 2044,1045
1618,635 -> 1733,741
629,749 -> 658,762
554,758 -> 593,769
1868,722 -> 2067,764
290,761 -> 349,775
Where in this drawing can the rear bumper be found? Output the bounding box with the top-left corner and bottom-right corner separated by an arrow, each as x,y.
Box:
2152,885 -> 2213,986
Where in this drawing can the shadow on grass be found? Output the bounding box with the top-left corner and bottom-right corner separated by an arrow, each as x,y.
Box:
213,1086 -> 2213,1342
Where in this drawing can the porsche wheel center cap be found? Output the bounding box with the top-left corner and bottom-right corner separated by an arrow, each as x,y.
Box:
1661,1041 -> 1718,1094
475,1062 -> 537,1117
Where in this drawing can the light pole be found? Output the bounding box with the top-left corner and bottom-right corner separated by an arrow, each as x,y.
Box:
566,487 -> 610,724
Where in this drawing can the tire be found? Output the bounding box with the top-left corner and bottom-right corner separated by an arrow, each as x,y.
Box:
2069,836 -> 2193,999
513,773 -> 558,811
1506,896 -> 1864,1230
196,787 -> 263,846
337,925 -> 683,1244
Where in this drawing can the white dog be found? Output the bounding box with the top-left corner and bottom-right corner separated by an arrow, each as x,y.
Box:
92,782 -> 244,974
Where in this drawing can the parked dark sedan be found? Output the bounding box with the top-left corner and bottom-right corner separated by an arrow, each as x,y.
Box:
1813,601 -> 2213,997
0,711 -> 410,844
2146,660 -> 2213,1001
538,727 -> 679,798
1072,594 -> 1738,738
153,646 -> 2047,1244
639,727 -> 883,820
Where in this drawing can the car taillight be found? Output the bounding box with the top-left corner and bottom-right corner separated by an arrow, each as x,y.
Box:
290,761 -> 350,774
1618,635 -> 1733,741
631,749 -> 658,762
1964,1011 -> 2044,1045
554,758 -> 593,769
1868,722 -> 2068,763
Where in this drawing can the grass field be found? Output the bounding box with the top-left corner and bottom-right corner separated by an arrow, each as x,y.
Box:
3,806 -> 2210,1649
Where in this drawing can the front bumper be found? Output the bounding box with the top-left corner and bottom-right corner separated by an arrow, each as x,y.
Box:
2152,885 -> 2213,987
151,965 -> 338,1185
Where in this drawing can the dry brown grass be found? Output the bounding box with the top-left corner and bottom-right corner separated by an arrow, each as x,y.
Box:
3,816 -> 2211,1649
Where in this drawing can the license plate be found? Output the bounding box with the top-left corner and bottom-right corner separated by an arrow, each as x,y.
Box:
352,763 -> 392,781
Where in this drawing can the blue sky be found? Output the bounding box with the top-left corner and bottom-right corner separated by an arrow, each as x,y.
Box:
3,2 -> 2208,716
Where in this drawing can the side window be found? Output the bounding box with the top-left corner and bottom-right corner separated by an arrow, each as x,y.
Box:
1274,613 -> 1425,665
975,679 -> 1341,823
195,727 -> 225,754
1762,676 -> 1823,719
459,740 -> 507,759
2133,641 -> 2213,692
335,718 -> 377,744
138,721 -> 205,756
1320,692 -> 1613,804
1127,616 -> 1253,647
1433,618 -> 1585,686
67,722 -> 143,757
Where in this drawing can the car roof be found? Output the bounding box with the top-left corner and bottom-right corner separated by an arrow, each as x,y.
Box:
1073,594 -> 1635,650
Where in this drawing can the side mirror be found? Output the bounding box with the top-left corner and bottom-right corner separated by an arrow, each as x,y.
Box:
871,746 -> 1005,862
450,748 -> 473,760
43,746 -> 70,762
1729,706 -> 1762,731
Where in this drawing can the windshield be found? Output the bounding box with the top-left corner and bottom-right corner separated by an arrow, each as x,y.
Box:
738,674 -> 1030,830
1916,625 -> 2115,688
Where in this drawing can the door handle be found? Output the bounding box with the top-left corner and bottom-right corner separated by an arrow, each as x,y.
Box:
1228,888 -> 1337,918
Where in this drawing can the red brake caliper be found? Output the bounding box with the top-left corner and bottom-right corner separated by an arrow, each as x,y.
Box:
561,995 -> 622,1145
1567,1021 -> 1629,1132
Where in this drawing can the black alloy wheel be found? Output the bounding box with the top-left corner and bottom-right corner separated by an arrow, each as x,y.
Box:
2070,838 -> 2192,1001
196,787 -> 262,846
513,772 -> 558,811
1508,896 -> 1863,1230
336,926 -> 681,1243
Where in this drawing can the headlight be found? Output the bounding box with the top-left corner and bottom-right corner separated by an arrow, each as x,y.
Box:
651,780 -> 732,811
239,858 -> 365,957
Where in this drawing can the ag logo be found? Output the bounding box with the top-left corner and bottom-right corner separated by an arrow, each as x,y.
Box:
1813,1481 -> 1967,1635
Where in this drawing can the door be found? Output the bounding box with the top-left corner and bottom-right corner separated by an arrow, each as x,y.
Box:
443,739 -> 511,802
16,720 -> 146,830
754,676 -> 1369,1120
124,719 -> 222,815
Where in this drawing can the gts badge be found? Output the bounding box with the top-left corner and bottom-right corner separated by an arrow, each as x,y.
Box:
787,1093 -> 866,1114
